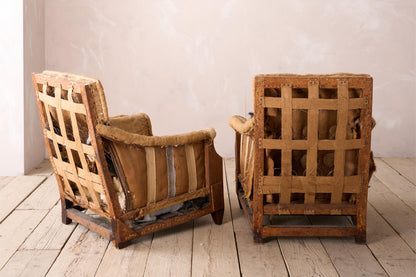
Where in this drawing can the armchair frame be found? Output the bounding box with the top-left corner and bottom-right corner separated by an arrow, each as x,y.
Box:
231,74 -> 374,243
32,71 -> 224,249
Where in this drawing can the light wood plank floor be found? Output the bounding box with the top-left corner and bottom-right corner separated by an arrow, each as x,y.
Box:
0,158 -> 415,277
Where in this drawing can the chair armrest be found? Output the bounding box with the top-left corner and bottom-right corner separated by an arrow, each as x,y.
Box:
96,124 -> 216,147
229,115 -> 255,134
109,113 -> 153,136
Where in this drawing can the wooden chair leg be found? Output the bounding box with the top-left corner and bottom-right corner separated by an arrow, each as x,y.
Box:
355,229 -> 366,244
356,199 -> 367,244
355,233 -> 366,244
211,209 -> 224,225
355,214 -> 366,243
253,232 -> 263,243
61,198 -> 72,225
112,239 -> 132,249
210,180 -> 225,225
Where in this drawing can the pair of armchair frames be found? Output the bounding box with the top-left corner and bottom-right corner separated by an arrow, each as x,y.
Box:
33,71 -> 374,248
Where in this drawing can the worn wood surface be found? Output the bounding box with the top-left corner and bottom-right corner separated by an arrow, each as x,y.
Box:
0,249 -> 60,277
374,158 -> 416,211
0,177 -> 14,191
368,176 -> 416,252
144,223 -> 193,277
95,235 -> 152,277
308,215 -> 388,276
320,237 -> 388,276
0,158 -> 414,276
0,176 -> 46,222
20,204 -> 77,250
382,157 -> 416,185
0,210 -> 48,268
279,237 -> 340,277
17,175 -> 59,210
45,226 -> 109,276
192,163 -> 240,276
226,159 -> 288,277
366,205 -> 416,277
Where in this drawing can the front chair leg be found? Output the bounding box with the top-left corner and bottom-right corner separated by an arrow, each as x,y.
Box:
112,239 -> 132,249
210,183 -> 224,225
211,209 -> 224,225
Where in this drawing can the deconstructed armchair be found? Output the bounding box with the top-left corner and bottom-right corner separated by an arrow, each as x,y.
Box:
230,74 -> 375,243
32,71 -> 224,248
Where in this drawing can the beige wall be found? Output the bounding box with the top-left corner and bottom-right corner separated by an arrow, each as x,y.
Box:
24,0 -> 45,173
36,1 -> 410,158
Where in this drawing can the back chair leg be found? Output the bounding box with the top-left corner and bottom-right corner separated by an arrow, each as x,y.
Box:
253,233 -> 263,243
355,231 -> 366,244
61,198 -> 72,224
355,215 -> 367,244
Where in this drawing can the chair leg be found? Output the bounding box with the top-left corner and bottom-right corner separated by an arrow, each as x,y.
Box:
112,239 -> 132,249
355,203 -> 367,244
61,198 -> 72,224
355,229 -> 366,244
211,209 -> 224,225
253,232 -> 263,243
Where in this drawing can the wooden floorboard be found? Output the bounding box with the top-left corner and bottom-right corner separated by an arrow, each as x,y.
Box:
374,158 -> 416,211
0,176 -> 15,191
367,204 -> 416,277
320,237 -> 388,277
19,203 -> 77,250
17,175 -> 59,211
0,176 -> 46,222
144,223 -> 193,277
279,237 -> 340,277
369,176 -> 416,252
45,225 -> 109,276
382,157 -> 416,185
0,158 -> 414,276
0,249 -> 60,277
95,234 -> 153,277
308,216 -> 389,277
0,210 -> 48,269
274,215 -> 340,277
191,160 -> 240,276
225,159 -> 289,277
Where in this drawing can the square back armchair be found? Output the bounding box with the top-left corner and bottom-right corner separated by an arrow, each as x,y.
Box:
230,74 -> 375,243
32,71 -> 224,248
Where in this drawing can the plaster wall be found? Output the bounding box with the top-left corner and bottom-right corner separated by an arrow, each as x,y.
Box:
24,0 -> 45,173
0,0 -> 45,175
39,0 -> 415,158
0,1 -> 24,175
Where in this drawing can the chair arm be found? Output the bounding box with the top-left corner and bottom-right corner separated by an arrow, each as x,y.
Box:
229,115 -> 255,135
109,113 -> 153,136
96,124 -> 216,147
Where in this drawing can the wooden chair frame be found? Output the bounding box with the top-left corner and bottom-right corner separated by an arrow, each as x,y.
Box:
232,74 -> 373,243
33,72 -> 224,249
